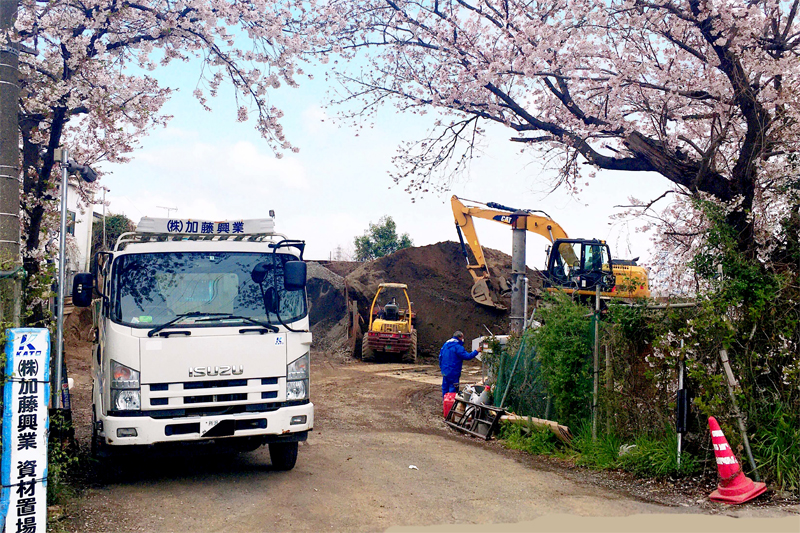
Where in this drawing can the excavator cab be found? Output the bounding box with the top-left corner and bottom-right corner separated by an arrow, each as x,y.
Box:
544,239 -> 615,293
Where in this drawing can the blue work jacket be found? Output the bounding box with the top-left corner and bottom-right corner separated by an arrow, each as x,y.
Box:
439,336 -> 479,379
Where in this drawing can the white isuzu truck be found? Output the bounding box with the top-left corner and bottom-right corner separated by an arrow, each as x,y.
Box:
71,216 -> 313,470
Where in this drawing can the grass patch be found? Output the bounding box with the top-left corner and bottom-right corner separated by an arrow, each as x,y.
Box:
563,421 -> 623,469
615,435 -> 699,477
751,405 -> 800,493
498,419 -> 700,479
498,422 -> 559,455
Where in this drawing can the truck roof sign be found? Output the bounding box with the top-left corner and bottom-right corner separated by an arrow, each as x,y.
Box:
136,217 -> 276,235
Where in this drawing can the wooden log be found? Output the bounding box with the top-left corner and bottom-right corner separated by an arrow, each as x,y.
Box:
500,413 -> 573,444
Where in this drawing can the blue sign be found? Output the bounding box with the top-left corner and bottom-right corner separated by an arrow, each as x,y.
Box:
135,217 -> 275,236
1,329 -> 50,532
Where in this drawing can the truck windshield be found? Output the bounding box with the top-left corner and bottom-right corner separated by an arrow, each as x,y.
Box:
111,252 -> 306,328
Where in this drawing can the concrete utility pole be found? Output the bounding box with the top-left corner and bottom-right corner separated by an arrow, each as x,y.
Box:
592,284 -> 600,443
54,148 -> 69,409
0,0 -> 22,326
509,212 -> 527,335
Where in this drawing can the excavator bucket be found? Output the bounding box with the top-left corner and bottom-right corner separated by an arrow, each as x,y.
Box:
471,279 -> 507,310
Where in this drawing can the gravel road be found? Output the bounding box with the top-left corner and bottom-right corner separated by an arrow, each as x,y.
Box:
61,349 -> 799,533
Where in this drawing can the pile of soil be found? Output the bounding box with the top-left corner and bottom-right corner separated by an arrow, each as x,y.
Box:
306,262 -> 352,357
308,241 -> 541,359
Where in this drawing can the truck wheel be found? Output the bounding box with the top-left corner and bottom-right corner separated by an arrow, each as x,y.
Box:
361,338 -> 375,362
402,330 -> 417,364
269,441 -> 298,471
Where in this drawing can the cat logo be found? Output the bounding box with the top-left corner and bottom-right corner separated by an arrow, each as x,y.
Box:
492,215 -> 514,224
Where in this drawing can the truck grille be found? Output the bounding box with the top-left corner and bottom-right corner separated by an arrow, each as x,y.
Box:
144,377 -> 282,411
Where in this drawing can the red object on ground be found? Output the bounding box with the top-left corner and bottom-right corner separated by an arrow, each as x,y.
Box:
443,392 -> 456,418
707,416 -> 767,504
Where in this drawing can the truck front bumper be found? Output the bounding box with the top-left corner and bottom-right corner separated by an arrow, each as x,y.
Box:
99,402 -> 314,446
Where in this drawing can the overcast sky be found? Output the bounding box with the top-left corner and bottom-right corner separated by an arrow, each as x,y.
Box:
96,60 -> 674,269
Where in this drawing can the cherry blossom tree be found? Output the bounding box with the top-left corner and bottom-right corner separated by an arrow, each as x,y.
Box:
311,0 -> 800,451
13,0 -> 318,317
314,0 -> 800,275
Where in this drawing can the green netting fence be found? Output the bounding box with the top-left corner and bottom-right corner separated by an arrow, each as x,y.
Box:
492,338 -> 549,417
492,313 -> 597,422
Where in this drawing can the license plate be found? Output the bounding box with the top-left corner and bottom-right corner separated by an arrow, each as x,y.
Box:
201,419 -> 221,436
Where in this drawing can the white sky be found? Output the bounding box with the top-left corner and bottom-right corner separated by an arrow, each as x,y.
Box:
96,60 -> 675,269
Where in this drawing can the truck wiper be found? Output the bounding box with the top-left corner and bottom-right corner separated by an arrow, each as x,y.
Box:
147,311 -> 227,337
193,314 -> 279,333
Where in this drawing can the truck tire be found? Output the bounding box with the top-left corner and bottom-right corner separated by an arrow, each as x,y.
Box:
269,441 -> 298,471
402,330 -> 417,364
90,410 -> 101,459
90,407 -> 109,460
361,338 -> 376,362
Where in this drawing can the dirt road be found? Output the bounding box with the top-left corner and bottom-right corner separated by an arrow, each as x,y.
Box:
62,350 -> 797,533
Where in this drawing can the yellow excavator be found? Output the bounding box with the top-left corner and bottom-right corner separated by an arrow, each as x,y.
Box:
451,196 -> 650,310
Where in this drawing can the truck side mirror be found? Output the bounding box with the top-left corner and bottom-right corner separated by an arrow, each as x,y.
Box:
251,262 -> 274,285
72,272 -> 94,307
284,261 -> 307,291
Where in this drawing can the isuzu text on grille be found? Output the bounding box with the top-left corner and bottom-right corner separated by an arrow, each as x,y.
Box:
189,365 -> 244,377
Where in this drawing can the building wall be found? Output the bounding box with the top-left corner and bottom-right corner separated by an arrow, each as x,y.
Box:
65,182 -> 94,289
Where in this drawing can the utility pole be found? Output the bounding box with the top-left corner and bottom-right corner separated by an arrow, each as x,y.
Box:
592,284 -> 600,443
509,211 -> 527,335
0,0 -> 22,326
157,205 -> 178,218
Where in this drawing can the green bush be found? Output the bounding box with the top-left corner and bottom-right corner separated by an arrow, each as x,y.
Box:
530,292 -> 593,428
47,411 -> 81,505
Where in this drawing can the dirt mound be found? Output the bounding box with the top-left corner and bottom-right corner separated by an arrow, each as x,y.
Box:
305,262 -> 353,358
315,260 -> 361,278
306,262 -> 347,327
64,306 -> 94,347
339,241 -> 521,358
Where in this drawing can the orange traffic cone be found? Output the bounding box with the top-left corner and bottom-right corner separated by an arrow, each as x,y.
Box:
707,417 -> 767,504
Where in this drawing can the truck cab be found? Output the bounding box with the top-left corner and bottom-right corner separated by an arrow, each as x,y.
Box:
72,216 -> 312,470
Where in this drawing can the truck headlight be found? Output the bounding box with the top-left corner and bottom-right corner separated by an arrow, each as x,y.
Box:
287,353 -> 309,400
111,389 -> 141,410
111,360 -> 140,389
111,360 -> 140,410
287,353 -> 309,381
286,379 -> 308,401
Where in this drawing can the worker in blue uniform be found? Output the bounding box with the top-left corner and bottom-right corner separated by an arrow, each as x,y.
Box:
439,330 -> 481,397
